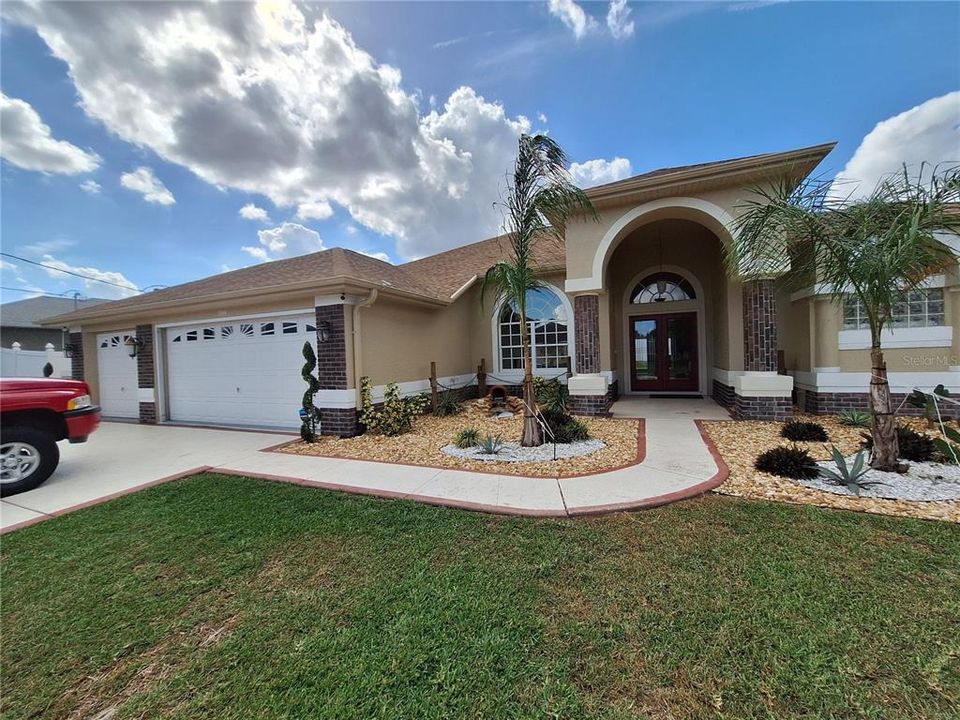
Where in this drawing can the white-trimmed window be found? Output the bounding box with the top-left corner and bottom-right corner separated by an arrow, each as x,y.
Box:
630,272 -> 696,304
498,288 -> 569,370
843,288 -> 945,330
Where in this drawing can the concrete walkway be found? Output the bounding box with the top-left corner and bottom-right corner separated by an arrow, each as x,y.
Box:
1,419 -> 726,533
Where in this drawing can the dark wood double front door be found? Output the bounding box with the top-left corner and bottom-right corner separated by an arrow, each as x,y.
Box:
629,312 -> 698,392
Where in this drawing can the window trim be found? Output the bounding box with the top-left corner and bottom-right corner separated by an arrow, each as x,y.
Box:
842,288 -> 946,331
491,281 -> 575,376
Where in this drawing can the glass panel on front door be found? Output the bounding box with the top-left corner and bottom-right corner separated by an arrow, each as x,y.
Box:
630,312 -> 698,392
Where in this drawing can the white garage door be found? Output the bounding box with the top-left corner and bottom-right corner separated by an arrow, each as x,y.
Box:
97,331 -> 140,419
165,314 -> 316,429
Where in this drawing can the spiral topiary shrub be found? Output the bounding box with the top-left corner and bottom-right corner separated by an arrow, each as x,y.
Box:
755,445 -> 819,479
299,341 -> 321,442
781,420 -> 828,442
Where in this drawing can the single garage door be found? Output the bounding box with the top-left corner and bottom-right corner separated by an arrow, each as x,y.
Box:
166,313 -> 316,429
97,331 -> 140,419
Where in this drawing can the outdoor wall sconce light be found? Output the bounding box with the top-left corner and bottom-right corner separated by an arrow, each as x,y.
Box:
63,343 -> 75,359
317,321 -> 331,343
124,336 -> 143,358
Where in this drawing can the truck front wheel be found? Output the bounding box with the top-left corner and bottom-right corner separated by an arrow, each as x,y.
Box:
0,426 -> 60,497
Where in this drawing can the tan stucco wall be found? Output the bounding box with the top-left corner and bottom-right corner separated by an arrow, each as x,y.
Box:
778,287 -> 812,373
565,186 -> 752,284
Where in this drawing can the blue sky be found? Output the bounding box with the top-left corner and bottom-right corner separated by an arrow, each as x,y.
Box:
1,1 -> 958,301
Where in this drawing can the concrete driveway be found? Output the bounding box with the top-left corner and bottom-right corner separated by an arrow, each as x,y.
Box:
1,422 -> 291,531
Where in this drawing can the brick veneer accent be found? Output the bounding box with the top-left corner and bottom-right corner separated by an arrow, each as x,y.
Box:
68,332 -> 84,381
314,304 -> 356,436
139,402 -> 158,424
712,380 -> 735,408
803,390 -> 960,421
315,304 -> 348,390
135,324 -> 157,424
742,279 -> 778,372
569,382 -> 617,417
734,395 -> 792,421
573,294 -> 600,374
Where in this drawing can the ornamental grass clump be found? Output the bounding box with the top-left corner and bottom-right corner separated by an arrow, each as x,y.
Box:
478,434 -> 505,455
453,427 -> 480,449
754,445 -> 819,480
434,391 -> 463,417
781,420 -> 828,442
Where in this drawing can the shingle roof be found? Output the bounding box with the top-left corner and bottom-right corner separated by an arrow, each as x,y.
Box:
1,296 -> 109,328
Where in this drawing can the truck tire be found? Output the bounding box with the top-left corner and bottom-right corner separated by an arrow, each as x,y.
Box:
0,426 -> 60,497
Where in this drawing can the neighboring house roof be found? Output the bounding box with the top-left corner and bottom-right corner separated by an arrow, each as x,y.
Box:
44,142 -> 835,326
1,296 -> 109,328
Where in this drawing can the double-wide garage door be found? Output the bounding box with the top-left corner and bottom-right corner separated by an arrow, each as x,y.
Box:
166,313 -> 316,429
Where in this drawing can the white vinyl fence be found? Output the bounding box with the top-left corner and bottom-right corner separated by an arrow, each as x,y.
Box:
0,343 -> 71,379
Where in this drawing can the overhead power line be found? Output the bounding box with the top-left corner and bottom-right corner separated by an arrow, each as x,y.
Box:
0,252 -> 141,293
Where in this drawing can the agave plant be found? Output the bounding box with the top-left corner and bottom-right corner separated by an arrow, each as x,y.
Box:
837,409 -> 871,428
478,433 -> 505,455
933,423 -> 960,465
817,446 -> 881,496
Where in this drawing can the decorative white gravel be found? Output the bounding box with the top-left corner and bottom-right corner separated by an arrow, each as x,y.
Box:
441,439 -> 606,463
794,457 -> 960,502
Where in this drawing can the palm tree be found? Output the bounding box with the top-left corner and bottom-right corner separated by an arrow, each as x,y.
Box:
482,134 -> 596,446
727,165 -> 959,470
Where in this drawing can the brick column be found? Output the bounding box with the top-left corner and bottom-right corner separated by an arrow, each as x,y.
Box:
136,324 -> 157,424
735,279 -> 792,420
569,293 -> 612,417
573,294 -> 600,374
315,304 -> 357,436
68,331 -> 84,381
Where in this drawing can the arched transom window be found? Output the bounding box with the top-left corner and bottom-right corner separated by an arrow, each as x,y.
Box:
498,288 -> 569,370
630,272 -> 696,304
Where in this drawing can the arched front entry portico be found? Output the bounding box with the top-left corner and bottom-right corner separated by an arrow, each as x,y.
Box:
564,195 -> 794,420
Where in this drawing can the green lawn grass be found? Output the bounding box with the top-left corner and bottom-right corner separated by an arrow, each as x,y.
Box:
2,474 -> 958,719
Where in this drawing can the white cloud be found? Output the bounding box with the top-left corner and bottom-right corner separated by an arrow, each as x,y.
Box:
345,224 -> 359,235
39,255 -> 139,299
547,0 -> 596,39
120,166 -> 175,205
242,222 -> 325,262
79,179 -> 101,194
4,1 -> 532,260
537,112 -> 548,124
606,0 -> 635,39
832,91 -> 960,199
569,157 -> 633,187
0,92 -> 100,174
296,200 -> 334,221
358,249 -> 392,264
239,202 -> 271,222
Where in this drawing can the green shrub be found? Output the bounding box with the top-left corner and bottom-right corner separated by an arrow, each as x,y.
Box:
534,377 -> 569,414
358,377 -> 429,437
755,445 -> 819,479
554,418 -> 590,443
453,427 -> 480,449
837,409 -> 871,428
434,391 -> 462,417
478,433 -> 505,454
933,423 -> 960,464
781,420 -> 828,442
862,425 -> 935,463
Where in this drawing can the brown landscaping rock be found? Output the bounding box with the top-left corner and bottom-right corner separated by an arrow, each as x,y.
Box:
279,400 -> 641,478
701,414 -> 960,523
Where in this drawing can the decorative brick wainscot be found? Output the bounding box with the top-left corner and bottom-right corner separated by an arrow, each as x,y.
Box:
803,390 -> 960,421
314,303 -> 358,437
734,280 -> 792,420
136,324 -> 157,424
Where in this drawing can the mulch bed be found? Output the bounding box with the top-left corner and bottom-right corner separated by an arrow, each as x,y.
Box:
278,400 -> 642,478
702,414 -> 960,523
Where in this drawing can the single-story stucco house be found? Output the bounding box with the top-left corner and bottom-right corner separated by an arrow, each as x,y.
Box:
44,143 -> 960,433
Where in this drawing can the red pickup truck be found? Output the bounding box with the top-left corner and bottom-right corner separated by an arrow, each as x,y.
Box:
0,378 -> 101,496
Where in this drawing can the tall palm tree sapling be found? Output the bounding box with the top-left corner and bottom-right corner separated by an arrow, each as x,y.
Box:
727,165 -> 958,470
482,134 -> 596,446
